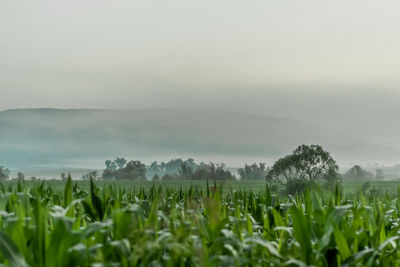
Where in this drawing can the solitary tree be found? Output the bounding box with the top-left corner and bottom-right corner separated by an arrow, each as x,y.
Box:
267,144 -> 339,193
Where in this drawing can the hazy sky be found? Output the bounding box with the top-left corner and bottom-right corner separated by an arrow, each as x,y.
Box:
1,0 -> 400,124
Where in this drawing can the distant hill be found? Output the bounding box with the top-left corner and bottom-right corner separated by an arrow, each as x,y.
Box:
0,108 -> 398,169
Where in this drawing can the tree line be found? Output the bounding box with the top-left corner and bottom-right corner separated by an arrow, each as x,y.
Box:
101,158 -> 234,181
96,144 -> 341,190
1,144 -> 389,191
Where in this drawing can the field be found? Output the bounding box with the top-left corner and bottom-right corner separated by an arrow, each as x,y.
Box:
1,179 -> 399,194
0,179 -> 400,266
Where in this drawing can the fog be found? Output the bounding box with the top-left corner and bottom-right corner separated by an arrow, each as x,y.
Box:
1,1 -> 400,173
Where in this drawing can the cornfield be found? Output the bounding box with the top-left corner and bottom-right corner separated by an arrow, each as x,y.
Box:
0,179 -> 400,266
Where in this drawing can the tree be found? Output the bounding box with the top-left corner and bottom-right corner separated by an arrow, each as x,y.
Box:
344,165 -> 374,181
238,163 -> 268,180
165,159 -> 184,174
122,161 -> 147,180
102,169 -> 115,180
147,161 -> 163,178
179,161 -> 194,179
0,166 -> 10,180
105,160 -> 117,171
190,162 -> 234,181
266,144 -> 339,193
146,158 -> 200,179
102,160 -> 147,180
114,157 -> 127,169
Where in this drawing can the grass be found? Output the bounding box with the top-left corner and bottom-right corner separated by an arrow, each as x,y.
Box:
0,179 -> 400,266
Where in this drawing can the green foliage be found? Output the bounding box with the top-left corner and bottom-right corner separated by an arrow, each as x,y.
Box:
148,158 -> 234,181
0,180 -> 398,266
147,158 -> 197,178
238,163 -> 268,180
0,231 -> 29,267
267,144 -> 339,194
189,162 -> 234,180
103,160 -> 147,180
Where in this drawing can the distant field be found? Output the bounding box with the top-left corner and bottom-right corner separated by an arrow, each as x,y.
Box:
1,179 -> 267,192
2,179 -> 400,194
340,180 -> 400,194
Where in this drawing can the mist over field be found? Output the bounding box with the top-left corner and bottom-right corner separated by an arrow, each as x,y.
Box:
1,107 -> 400,178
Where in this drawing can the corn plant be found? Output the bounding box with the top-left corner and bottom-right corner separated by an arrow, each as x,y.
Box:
0,179 -> 399,266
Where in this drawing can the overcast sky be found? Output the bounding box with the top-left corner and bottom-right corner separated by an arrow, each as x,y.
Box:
1,0 -> 400,124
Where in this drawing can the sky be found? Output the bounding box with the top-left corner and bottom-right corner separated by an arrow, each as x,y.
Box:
1,1 -> 400,152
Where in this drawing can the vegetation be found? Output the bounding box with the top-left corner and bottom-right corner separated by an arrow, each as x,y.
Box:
102,157 -> 235,181
147,158 -> 198,178
0,178 -> 399,266
344,165 -> 376,181
103,160 -> 147,180
238,163 -> 268,180
2,145 -> 400,265
267,144 -> 340,194
178,162 -> 234,181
